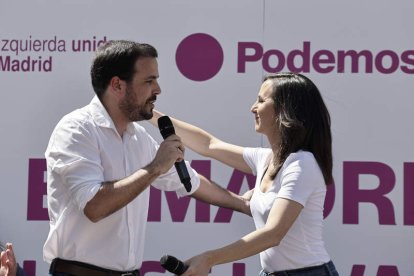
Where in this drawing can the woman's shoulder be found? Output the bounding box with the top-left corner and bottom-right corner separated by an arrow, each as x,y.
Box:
246,146 -> 272,155
243,147 -> 273,175
281,151 -> 325,189
288,150 -> 315,160
244,147 -> 272,161
284,150 -> 319,170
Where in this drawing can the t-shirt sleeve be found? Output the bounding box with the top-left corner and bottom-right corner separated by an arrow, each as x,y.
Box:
277,152 -> 324,207
243,147 -> 262,176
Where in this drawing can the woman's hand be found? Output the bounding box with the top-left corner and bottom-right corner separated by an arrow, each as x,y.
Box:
241,188 -> 254,216
181,252 -> 213,276
242,188 -> 254,201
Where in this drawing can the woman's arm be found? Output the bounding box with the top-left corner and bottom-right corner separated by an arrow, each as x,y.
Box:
150,110 -> 252,174
181,198 -> 303,276
191,174 -> 251,216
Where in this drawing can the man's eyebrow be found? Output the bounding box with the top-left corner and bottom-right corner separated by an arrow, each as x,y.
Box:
145,75 -> 158,80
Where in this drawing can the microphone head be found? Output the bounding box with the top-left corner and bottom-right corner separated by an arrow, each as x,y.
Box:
160,254 -> 187,274
158,116 -> 175,139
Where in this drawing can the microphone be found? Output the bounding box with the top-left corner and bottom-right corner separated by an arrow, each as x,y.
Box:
160,255 -> 188,275
158,116 -> 192,192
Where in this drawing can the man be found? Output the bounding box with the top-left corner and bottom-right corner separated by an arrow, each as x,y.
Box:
44,40 -> 250,276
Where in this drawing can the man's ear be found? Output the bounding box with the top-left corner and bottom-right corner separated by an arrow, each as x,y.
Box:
109,76 -> 125,98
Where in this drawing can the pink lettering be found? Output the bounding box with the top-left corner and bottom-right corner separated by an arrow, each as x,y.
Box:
323,181 -> 335,219
237,42 -> 263,73
351,264 -> 366,276
214,169 -> 255,222
232,263 -> 246,276
400,50 -> 414,73
27,158 -> 413,226
350,264 -> 400,276
148,187 -> 162,221
193,160 -> 212,222
375,50 -> 399,74
148,187 -> 194,222
312,50 -> 335,73
377,265 -> 400,276
141,261 -> 165,275
22,260 -> 36,276
237,41 -> 414,74
404,163 -> 414,225
337,50 -> 373,73
27,159 -> 48,221
343,161 -> 396,225
286,41 -> 311,73
262,49 -> 285,73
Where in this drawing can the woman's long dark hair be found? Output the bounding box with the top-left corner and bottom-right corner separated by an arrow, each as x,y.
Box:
266,73 -> 333,185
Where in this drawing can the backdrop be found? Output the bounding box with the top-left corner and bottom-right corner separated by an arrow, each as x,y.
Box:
0,1 -> 413,275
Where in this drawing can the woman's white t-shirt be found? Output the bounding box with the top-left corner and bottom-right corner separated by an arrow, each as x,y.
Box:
243,147 -> 330,272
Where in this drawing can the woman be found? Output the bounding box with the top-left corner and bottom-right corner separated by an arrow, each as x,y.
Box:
151,73 -> 338,275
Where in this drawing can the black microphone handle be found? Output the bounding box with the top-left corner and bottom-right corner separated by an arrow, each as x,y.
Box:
174,161 -> 192,192
158,116 -> 192,192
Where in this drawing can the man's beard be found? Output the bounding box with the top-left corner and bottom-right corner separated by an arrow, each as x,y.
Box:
119,87 -> 156,122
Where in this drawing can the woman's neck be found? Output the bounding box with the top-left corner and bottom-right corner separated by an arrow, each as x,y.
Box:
266,133 -> 280,156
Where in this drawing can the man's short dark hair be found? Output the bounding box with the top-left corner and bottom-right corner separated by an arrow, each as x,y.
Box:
90,40 -> 158,98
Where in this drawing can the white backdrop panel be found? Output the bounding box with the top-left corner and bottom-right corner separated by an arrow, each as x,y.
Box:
0,0 -> 413,275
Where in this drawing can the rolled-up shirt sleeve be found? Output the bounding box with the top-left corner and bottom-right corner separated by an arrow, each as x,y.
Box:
146,135 -> 200,196
46,117 -> 103,211
151,160 -> 200,196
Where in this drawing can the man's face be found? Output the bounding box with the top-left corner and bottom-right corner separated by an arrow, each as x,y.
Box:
119,57 -> 161,122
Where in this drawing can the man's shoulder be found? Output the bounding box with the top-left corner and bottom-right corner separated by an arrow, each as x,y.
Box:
54,104 -> 95,131
63,105 -> 90,119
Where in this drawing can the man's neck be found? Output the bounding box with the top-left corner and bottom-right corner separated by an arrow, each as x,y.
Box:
100,96 -> 128,137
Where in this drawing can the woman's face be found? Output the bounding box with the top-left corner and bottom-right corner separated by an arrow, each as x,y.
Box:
251,80 -> 278,136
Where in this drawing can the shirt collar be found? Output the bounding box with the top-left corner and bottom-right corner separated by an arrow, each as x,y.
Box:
89,96 -> 136,135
